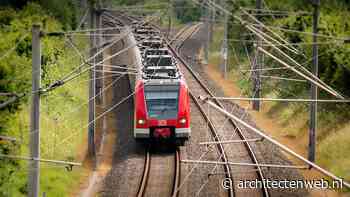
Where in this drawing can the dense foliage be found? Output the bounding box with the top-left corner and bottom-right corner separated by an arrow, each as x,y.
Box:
0,2 -> 87,196
172,1 -> 201,23
111,0 -> 201,23
0,0 -> 78,29
228,0 -> 350,104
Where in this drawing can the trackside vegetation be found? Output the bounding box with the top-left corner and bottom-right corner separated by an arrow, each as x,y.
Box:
0,1 -> 88,196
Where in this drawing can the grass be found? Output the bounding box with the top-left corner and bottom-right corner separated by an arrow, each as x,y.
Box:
37,43 -> 89,196
207,24 -> 224,69
1,36 -> 89,196
0,3 -> 94,196
40,167 -> 83,197
318,125 -> 350,191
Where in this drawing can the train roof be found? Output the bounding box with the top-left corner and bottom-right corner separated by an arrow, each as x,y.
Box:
143,48 -> 169,56
143,78 -> 181,86
134,26 -> 182,82
143,55 -> 173,67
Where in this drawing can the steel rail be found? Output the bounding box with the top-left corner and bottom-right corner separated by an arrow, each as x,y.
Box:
170,23 -> 192,44
137,149 -> 150,197
121,14 -> 183,197
123,18 -> 229,196
169,23 -> 234,197
203,98 -> 350,189
115,13 -> 265,196
137,148 -> 181,197
172,149 -> 181,197
170,24 -> 269,197
190,92 -> 235,197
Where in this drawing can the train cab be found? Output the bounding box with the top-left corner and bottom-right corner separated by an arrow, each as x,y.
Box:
134,79 -> 190,145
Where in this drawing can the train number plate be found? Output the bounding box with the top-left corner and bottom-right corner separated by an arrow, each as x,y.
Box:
158,120 -> 167,126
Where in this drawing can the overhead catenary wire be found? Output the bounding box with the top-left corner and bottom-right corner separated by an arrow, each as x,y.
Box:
193,0 -> 345,99
245,18 -> 301,56
168,15 -> 278,195
68,33 -> 124,37
252,24 -> 350,41
76,7 -> 89,30
242,7 -> 311,14
92,69 -> 138,75
73,72 -> 124,84
40,30 -> 129,94
193,95 -> 253,196
55,34 -> 153,87
4,11 -> 167,167
230,36 -> 314,105
42,11 -> 165,93
227,13 -> 317,175
66,35 -> 87,63
201,98 -> 350,189
0,93 -> 26,109
0,135 -> 17,142
102,11 -> 127,26
261,0 -> 276,21
0,153 -> 81,167
260,75 -> 307,82
0,92 -> 21,96
40,72 -> 127,158
102,3 -> 169,10
41,31 -> 145,128
258,47 -> 343,98
50,26 -> 123,35
241,67 -> 288,72
0,32 -> 29,61
192,57 -> 268,196
260,41 -> 344,46
40,32 -> 130,93
59,29 -> 132,80
238,13 -> 309,17
97,63 -> 137,71
54,78 -> 147,147
41,11 -> 171,155
172,22 -> 270,196
48,35 -> 172,151
247,25 -> 344,98
45,15 -> 122,84
206,97 -> 350,103
227,39 -> 344,46
241,9 -> 302,55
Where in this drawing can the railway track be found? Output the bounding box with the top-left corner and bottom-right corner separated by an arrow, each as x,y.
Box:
98,11 -> 348,197
111,12 -> 268,197
168,24 -> 269,197
110,14 -> 183,197
171,24 -> 234,197
137,147 -> 181,197
104,14 -> 184,197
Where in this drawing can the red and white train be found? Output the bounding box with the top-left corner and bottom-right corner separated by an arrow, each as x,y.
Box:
132,25 -> 191,145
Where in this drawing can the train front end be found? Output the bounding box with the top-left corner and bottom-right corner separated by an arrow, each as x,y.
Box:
134,79 -> 190,145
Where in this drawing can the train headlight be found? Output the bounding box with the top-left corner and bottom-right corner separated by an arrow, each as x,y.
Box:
179,118 -> 187,124
138,119 -> 146,125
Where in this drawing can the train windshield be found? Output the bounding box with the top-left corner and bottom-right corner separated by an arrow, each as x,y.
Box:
145,86 -> 179,119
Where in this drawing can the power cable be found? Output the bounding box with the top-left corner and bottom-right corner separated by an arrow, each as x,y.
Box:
261,75 -> 307,82
0,32 -> 29,61
195,0 -> 343,99
252,24 -> 350,41
42,11 -> 165,93
0,93 -> 26,109
242,7 -> 311,15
